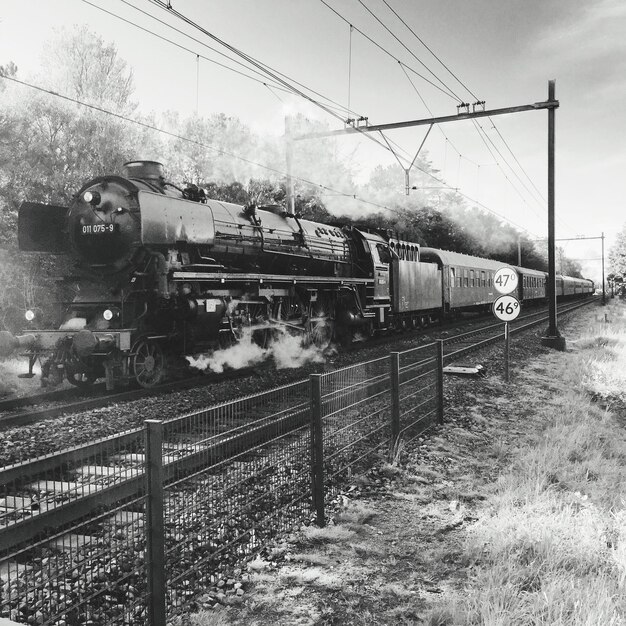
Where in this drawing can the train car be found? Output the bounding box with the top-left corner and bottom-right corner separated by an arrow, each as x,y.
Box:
560,275 -> 595,297
419,248 -> 502,315
512,266 -> 547,303
388,239 -> 442,327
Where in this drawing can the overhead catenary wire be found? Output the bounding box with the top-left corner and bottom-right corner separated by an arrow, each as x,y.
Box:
112,0 -> 488,208
490,122 -> 547,204
149,0 -> 562,243
0,73 -> 401,217
386,4 -> 544,215
318,0 -> 462,103
471,119 -> 572,234
147,0 -> 356,123
81,0 -> 290,95
142,0 -> 434,178
379,0 -> 574,234
87,0 -> 365,121
85,0 -> 415,164
471,119 -> 546,219
380,0 -> 480,102
355,0 -> 465,102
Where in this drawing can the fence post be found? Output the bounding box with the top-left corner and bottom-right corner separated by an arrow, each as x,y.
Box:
437,340 -> 445,424
145,420 -> 166,626
390,352 -> 400,452
310,374 -> 325,527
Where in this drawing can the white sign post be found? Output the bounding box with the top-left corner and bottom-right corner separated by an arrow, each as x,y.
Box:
492,268 -> 520,382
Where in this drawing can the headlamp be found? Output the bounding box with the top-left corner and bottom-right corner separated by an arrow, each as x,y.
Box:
83,190 -> 101,206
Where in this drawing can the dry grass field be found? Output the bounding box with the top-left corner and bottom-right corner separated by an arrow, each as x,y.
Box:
177,300 -> 626,625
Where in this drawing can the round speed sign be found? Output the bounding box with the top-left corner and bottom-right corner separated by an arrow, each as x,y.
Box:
493,267 -> 518,295
493,295 -> 521,322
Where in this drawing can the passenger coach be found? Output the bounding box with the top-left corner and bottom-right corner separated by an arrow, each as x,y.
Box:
419,248 -> 502,315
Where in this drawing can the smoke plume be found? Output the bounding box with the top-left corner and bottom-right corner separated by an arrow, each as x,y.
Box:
186,327 -> 326,374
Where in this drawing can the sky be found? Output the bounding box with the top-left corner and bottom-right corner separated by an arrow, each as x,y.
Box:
1,0 -> 624,283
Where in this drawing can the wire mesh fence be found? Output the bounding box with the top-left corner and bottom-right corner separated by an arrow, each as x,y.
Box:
317,356 -> 392,496
0,341 -> 445,625
0,497 -> 149,625
159,381 -> 312,616
398,342 -> 442,442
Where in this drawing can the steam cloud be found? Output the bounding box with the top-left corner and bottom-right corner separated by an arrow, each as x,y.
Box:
186,328 -> 326,374
59,317 -> 87,331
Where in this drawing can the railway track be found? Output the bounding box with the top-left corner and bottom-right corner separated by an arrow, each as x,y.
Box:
0,297 -> 594,429
0,367 -> 256,428
0,295 -> 597,552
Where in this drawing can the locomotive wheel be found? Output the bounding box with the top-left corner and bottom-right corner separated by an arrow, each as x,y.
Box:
249,303 -> 272,348
306,300 -> 335,349
132,339 -> 167,388
269,297 -> 304,343
220,302 -> 272,349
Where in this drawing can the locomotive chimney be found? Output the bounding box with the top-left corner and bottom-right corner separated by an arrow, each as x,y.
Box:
123,161 -> 165,183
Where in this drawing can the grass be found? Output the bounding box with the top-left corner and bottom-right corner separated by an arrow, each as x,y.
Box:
424,301 -> 626,625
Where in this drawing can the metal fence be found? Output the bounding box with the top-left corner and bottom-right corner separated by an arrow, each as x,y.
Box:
0,341 -> 443,625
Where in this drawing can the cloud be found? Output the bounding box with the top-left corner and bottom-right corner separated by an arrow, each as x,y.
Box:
533,0 -> 626,94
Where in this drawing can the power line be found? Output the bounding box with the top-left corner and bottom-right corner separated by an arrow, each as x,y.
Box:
142,0 -> 425,179
81,0 -> 288,94
91,0 -> 362,120
490,122 -> 547,204
471,119 -> 546,219
0,73 -> 401,216
355,0 -> 464,102
380,0 -> 479,102
318,0 -> 462,102
147,0 -> 350,123
377,0 -> 556,230
84,0 -> 414,167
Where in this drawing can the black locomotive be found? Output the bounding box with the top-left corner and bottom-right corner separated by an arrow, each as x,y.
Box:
0,161 -> 594,389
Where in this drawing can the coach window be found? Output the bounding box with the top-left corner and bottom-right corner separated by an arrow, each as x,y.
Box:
464,269 -> 469,287
470,270 -> 475,287
481,271 -> 486,287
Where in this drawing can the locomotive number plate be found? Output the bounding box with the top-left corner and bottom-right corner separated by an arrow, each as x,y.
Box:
81,224 -> 116,235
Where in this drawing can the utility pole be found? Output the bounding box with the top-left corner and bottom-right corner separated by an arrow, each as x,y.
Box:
601,231 -> 606,304
541,80 -> 566,350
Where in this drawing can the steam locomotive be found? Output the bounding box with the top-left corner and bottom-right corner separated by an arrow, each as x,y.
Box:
0,161 -> 594,389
